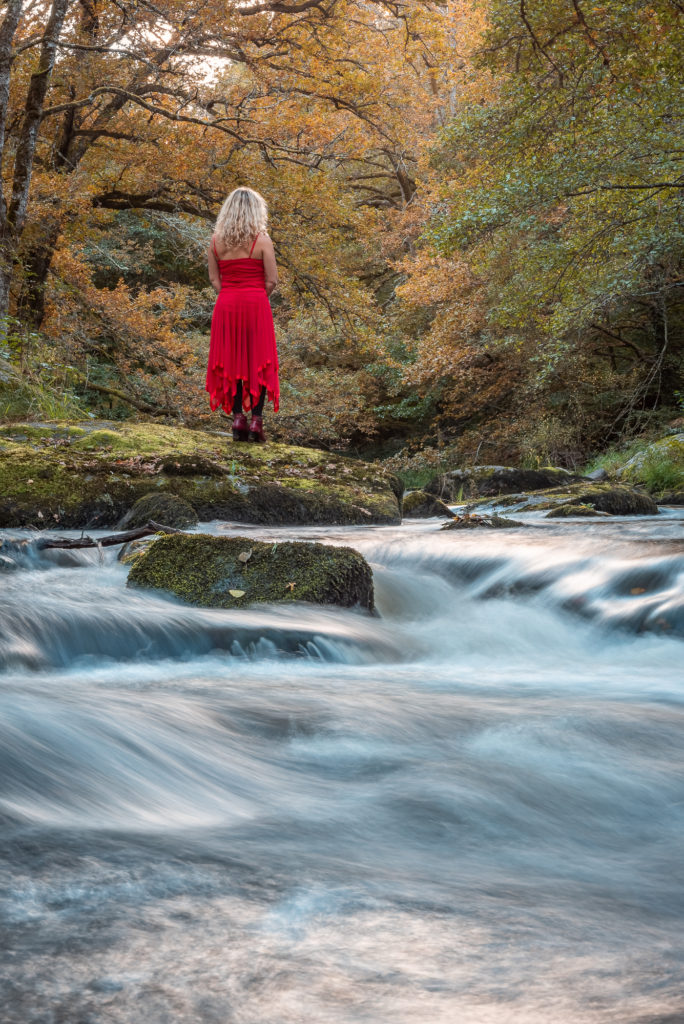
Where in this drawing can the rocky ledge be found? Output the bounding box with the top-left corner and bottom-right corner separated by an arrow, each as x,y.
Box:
0,421 -> 402,528
127,533 -> 374,611
426,465 -> 584,502
476,482 -> 658,516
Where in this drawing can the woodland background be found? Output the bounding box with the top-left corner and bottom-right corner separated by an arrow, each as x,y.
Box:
0,0 -> 682,478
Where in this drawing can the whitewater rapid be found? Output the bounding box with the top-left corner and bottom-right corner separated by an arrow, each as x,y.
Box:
1,511 -> 683,1022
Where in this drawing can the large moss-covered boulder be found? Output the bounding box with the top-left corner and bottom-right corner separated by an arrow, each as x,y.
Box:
127,534 -> 374,611
0,421 -> 401,528
426,465 -> 582,501
402,490 -> 455,519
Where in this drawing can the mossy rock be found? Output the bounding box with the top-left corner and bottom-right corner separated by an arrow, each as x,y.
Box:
657,490 -> 684,505
572,487 -> 657,515
402,490 -> 455,519
426,465 -> 582,501
127,534 -> 374,611
485,482 -> 659,516
118,492 -> 198,529
0,420 -> 401,528
545,503 -> 604,519
441,513 -> 526,530
616,434 -> 684,492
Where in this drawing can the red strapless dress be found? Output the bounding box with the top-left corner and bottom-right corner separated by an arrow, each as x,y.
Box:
205,236 -> 280,414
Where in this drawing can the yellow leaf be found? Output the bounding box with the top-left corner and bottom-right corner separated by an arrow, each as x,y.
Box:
229,589 -> 245,598
630,587 -> 646,595
286,582 -> 296,592
238,549 -> 253,563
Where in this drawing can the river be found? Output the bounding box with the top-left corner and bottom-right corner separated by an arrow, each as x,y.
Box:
1,510 -> 683,1023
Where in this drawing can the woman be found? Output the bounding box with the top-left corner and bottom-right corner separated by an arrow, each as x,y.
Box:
206,187 -> 280,442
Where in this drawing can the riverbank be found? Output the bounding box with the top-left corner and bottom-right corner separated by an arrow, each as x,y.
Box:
0,421 -> 402,528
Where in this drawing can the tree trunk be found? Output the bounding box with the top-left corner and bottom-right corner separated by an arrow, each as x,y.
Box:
0,0 -> 24,335
0,0 -> 24,224
15,214 -> 61,328
0,0 -> 70,324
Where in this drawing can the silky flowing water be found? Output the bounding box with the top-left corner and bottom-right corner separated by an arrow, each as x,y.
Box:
1,510 -> 684,1023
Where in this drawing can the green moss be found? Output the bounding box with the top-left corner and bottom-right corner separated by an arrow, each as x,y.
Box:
0,419 -> 401,527
127,534 -> 374,611
441,513 -> 526,530
545,503 -> 602,518
0,423 -> 86,442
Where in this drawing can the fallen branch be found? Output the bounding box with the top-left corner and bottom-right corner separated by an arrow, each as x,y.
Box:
36,520 -> 182,549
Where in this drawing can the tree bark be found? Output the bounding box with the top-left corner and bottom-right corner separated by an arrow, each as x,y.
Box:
0,0 -> 70,324
0,0 -> 24,328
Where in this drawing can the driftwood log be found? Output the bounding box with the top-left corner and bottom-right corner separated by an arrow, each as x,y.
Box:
36,521 -> 182,550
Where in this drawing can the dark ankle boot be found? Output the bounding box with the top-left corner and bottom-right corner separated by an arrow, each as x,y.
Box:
248,414 -> 265,443
232,412 -> 248,441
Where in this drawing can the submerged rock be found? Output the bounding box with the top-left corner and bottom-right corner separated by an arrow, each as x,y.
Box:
402,490 -> 455,519
127,533 -> 374,611
118,492 -> 198,529
0,421 -> 401,528
426,465 -> 582,501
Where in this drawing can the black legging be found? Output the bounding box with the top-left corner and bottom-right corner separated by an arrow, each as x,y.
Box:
232,380 -> 266,417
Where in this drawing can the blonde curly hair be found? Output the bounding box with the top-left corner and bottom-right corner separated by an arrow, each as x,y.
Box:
214,187 -> 268,250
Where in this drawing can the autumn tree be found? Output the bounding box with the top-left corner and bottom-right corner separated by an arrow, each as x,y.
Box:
402,0 -> 684,461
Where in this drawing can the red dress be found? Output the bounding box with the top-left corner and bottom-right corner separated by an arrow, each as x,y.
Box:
205,234 -> 280,414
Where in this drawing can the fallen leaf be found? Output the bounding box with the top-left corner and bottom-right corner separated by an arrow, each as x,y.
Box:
229,589 -> 245,598
286,582 -> 296,592
630,587 -> 646,595
238,549 -> 252,563
37,511 -> 44,519
26,479 -> 33,484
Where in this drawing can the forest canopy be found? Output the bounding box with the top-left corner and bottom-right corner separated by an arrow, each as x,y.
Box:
0,0 -> 682,468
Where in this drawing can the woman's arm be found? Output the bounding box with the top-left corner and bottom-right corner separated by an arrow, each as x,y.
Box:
260,234 -> 278,296
207,237 -> 220,294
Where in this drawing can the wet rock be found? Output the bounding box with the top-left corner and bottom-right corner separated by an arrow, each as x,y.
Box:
585,467 -> 608,482
0,421 -> 401,528
118,492 -> 198,530
545,503 -> 605,518
658,490 -> 684,505
441,513 -> 526,530
402,490 -> 455,519
118,534 -> 165,567
426,465 -> 583,501
487,482 -> 659,516
572,487 -> 657,515
127,533 -> 374,611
